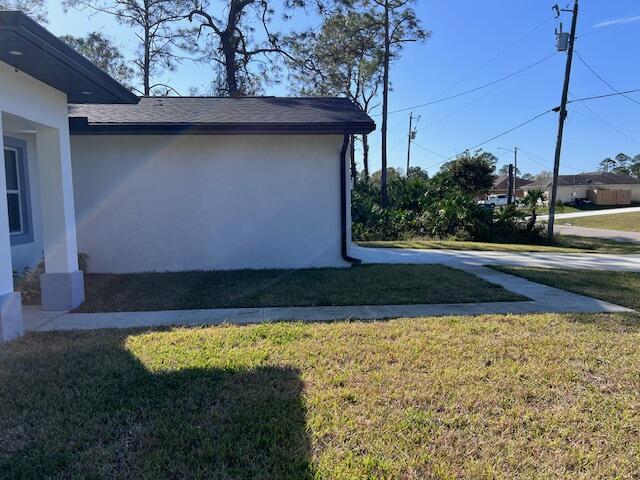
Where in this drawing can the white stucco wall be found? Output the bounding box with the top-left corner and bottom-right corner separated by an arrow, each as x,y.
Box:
0,61 -> 70,130
524,184 -> 640,204
1,60 -> 71,275
549,184 -> 640,203
71,134 -> 351,273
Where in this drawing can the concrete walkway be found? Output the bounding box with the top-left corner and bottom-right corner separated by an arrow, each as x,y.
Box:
353,245 -> 640,271
554,225 -> 640,244
538,205 -> 640,221
24,248 -> 636,332
22,283 -> 633,333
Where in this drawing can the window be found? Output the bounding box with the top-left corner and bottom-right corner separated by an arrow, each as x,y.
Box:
3,138 -> 32,245
5,147 -> 23,234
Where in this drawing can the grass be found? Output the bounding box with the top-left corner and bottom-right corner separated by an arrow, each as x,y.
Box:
358,235 -> 640,254
3,313 -> 640,478
490,266 -> 640,310
554,235 -> 640,253
559,212 -> 640,233
30,264 -> 523,313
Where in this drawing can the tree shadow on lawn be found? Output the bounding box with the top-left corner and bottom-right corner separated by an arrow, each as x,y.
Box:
0,329 -> 313,479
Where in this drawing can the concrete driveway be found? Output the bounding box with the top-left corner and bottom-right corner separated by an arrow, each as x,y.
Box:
352,245 -> 640,271
537,205 -> 640,221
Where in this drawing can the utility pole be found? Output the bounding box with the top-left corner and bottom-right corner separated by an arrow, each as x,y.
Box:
498,146 -> 518,200
380,0 -> 390,206
513,147 -> 518,200
507,164 -> 514,205
406,112 -> 419,176
548,0 -> 579,242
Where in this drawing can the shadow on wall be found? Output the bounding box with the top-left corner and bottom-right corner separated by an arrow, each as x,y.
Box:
0,330 -> 313,479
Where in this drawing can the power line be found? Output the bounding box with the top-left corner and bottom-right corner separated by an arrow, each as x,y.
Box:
518,149 -> 552,170
423,84 -> 504,129
429,15 -> 555,101
459,109 -> 554,154
417,108 -> 555,171
372,52 -> 558,116
575,51 -> 640,106
572,102 -> 640,145
518,147 -> 583,172
567,88 -> 640,104
368,114 -> 407,149
618,126 -> 640,136
411,141 -> 449,159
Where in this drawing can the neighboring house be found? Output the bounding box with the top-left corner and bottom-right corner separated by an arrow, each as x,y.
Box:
490,175 -> 533,199
0,11 -> 374,341
522,172 -> 640,204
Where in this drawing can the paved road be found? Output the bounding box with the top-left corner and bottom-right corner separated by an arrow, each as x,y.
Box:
554,225 -> 640,243
352,245 -> 640,271
538,205 -> 640,221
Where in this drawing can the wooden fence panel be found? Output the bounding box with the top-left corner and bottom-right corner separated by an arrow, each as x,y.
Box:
587,188 -> 632,205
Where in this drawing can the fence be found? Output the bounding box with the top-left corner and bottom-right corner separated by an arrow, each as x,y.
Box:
587,188 -> 631,205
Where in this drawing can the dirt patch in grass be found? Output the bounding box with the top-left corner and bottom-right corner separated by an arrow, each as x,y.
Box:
59,264 -> 524,312
2,313 -> 640,478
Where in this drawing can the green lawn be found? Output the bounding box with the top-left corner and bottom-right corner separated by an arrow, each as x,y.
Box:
359,235 -> 640,254
2,313 -> 640,478
18,264 -> 523,312
559,212 -> 640,233
490,266 -> 640,310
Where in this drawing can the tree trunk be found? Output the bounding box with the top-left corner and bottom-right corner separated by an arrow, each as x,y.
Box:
143,0 -> 150,95
362,133 -> 369,178
221,31 -> 239,96
350,134 -> 357,179
380,0 -> 390,206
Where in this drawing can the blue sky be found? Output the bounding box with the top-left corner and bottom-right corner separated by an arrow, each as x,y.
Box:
45,0 -> 640,176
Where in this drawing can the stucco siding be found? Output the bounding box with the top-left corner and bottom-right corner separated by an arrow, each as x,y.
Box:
71,134 -> 349,273
0,61 -> 69,130
553,184 -> 640,203
1,60 -> 69,274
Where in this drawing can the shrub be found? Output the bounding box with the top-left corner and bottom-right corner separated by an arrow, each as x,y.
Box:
15,253 -> 89,305
487,204 -> 545,244
353,167 -> 546,244
418,192 -> 491,240
352,173 -> 429,240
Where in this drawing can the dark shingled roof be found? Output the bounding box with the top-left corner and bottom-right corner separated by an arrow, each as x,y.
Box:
492,174 -> 534,190
68,96 -> 376,134
524,172 -> 640,189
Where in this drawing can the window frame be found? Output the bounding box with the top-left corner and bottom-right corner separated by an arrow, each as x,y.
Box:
3,137 -> 33,246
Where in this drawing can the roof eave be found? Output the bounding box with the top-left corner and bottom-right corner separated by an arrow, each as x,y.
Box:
68,119 -> 376,135
0,11 -> 138,104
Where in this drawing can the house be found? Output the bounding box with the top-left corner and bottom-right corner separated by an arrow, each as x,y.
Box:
490,175 -> 533,199
522,172 -> 640,204
0,11 -> 375,341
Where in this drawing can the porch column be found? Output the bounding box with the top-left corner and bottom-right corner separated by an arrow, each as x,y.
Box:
0,114 -> 24,341
36,125 -> 84,310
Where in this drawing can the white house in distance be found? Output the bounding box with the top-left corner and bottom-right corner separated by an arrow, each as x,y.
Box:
0,11 -> 375,341
522,172 -> 640,205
